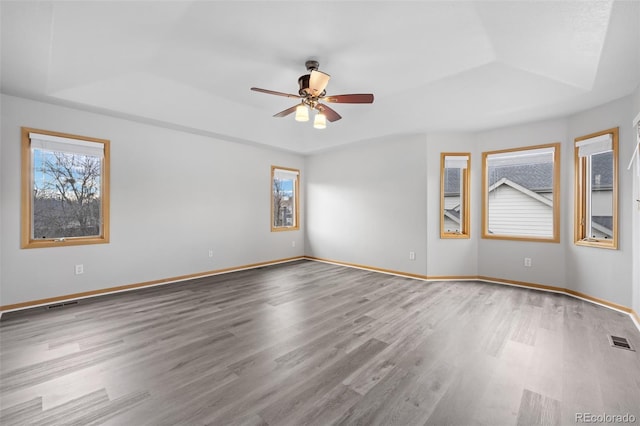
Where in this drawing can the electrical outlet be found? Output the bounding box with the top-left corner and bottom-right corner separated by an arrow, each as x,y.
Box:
292,241 -> 296,248
208,249 -> 214,258
409,251 -> 416,261
524,257 -> 532,267
75,264 -> 84,275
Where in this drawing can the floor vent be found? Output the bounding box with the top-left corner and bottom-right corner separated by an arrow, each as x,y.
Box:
608,335 -> 635,351
47,301 -> 79,310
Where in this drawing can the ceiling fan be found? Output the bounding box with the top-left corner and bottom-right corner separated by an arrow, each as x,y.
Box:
251,60 -> 374,129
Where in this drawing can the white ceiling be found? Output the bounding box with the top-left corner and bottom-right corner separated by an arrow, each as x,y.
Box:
2,1 -> 639,154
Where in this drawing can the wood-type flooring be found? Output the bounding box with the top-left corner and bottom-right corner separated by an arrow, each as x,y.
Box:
1,260 -> 639,425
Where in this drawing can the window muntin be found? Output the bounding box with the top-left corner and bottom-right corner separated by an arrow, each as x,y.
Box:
440,153 -> 470,238
21,128 -> 110,248
482,143 -> 560,242
574,128 -> 618,249
271,166 -> 300,231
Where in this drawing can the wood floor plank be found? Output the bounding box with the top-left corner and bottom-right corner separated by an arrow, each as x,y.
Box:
1,260 -> 639,425
516,389 -> 561,426
472,340 -> 531,426
256,338 -> 389,425
332,366 -> 420,425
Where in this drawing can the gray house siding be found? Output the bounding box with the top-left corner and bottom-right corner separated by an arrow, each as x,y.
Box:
487,184 -> 553,237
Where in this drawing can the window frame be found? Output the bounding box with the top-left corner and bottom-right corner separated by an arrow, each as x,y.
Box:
482,142 -> 561,243
21,127 -> 110,249
270,165 -> 300,232
574,127 -> 618,249
440,152 -> 470,239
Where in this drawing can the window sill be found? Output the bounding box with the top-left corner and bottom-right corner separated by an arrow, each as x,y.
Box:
22,236 -> 109,249
575,239 -> 617,250
271,226 -> 300,232
481,234 -> 560,243
441,233 -> 470,239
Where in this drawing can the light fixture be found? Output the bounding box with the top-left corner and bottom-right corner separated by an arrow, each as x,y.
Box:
295,103 -> 309,122
313,111 -> 327,129
308,70 -> 330,97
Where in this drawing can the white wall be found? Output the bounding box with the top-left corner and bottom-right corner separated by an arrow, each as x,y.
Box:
631,85 -> 640,317
475,118 -> 569,288
426,133 -> 478,277
305,134 -> 428,275
0,95 -> 305,307
2,92 -> 638,313
306,97 -> 637,311
566,96 -> 634,307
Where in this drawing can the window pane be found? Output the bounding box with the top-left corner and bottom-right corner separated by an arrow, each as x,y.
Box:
443,167 -> 462,233
32,149 -> 103,239
22,127 -> 109,249
271,166 -> 299,231
441,153 -> 470,238
484,145 -> 558,240
273,177 -> 295,227
574,128 -> 618,249
587,150 -> 613,239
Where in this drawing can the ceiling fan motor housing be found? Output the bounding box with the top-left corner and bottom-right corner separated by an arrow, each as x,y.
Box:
298,75 -> 327,98
298,74 -> 311,96
305,60 -> 320,71
298,60 -> 324,96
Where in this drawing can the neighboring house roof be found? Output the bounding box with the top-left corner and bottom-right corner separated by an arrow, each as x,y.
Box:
590,151 -> 614,190
592,216 -> 613,230
444,154 -> 613,235
444,208 -> 460,224
488,177 -> 553,207
488,163 -> 553,193
443,168 -> 461,196
592,216 -> 613,237
486,151 -> 612,194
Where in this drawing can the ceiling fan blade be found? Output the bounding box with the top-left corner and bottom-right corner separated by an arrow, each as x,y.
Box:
273,104 -> 299,118
323,93 -> 374,104
251,87 -> 301,99
309,70 -> 331,97
317,103 -> 342,122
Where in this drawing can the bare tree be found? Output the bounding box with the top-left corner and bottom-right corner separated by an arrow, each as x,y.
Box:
33,152 -> 102,238
272,178 -> 295,227
273,178 -> 285,227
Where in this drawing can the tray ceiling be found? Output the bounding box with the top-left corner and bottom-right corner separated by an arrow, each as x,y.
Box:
2,1 -> 639,153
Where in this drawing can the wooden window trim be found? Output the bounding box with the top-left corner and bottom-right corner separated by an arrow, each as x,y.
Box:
574,127 -> 618,250
440,152 -> 470,239
21,127 -> 110,249
271,165 -> 300,232
482,142 -> 561,243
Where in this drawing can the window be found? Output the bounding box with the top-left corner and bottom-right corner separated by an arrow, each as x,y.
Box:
482,143 -> 560,242
21,127 -> 110,248
271,166 -> 299,231
574,128 -> 618,249
440,153 -> 470,238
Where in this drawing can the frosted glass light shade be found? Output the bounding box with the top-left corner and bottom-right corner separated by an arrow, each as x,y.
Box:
313,112 -> 327,129
295,104 -> 309,122
309,70 -> 330,96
